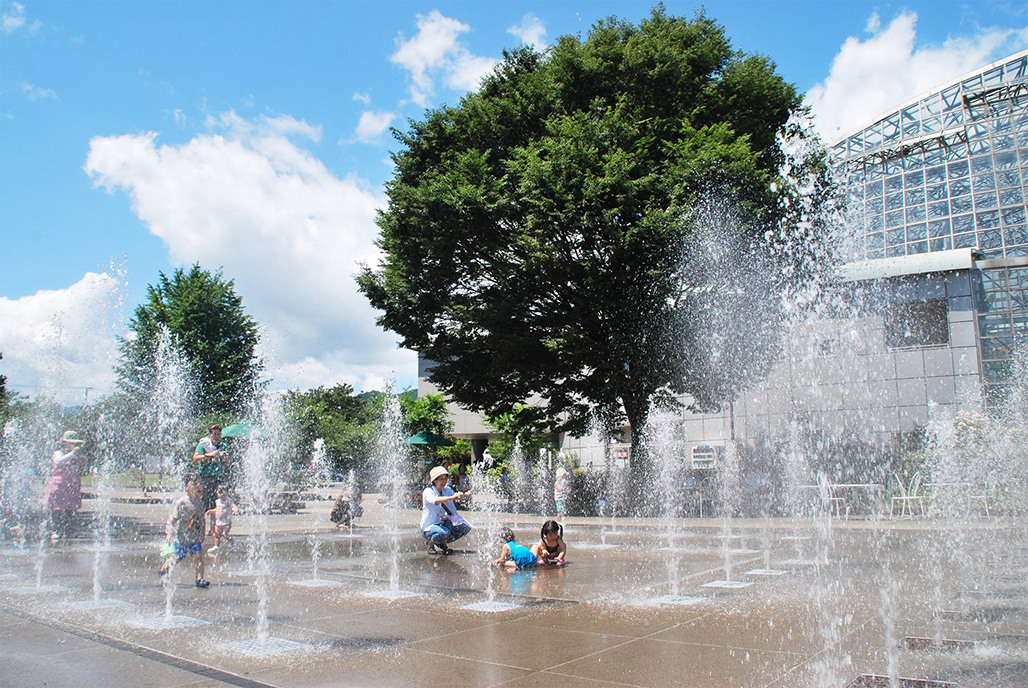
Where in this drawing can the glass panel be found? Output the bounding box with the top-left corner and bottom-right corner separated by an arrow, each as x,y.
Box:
865,180 -> 884,198
993,119 -> 1013,136
923,94 -> 942,115
929,200 -> 950,218
948,160 -> 969,178
953,214 -> 975,232
925,165 -> 947,185
944,111 -> 964,128
963,74 -> 983,91
924,147 -> 944,166
886,175 -> 904,193
969,137 -> 991,155
971,155 -> 995,174
996,169 -> 1021,188
908,240 -> 928,254
979,229 -> 1003,251
974,174 -> 997,192
974,191 -> 998,209
883,114 -> 900,143
1004,225 -> 1028,247
930,236 -> 953,252
946,142 -> 968,160
865,125 -> 883,150
921,117 -> 941,134
886,192 -> 904,210
904,153 -> 925,171
903,120 -> 921,138
904,170 -> 924,188
886,211 -> 904,228
979,313 -> 1011,337
884,158 -> 902,176
927,184 -> 948,201
866,214 -> 884,232
849,135 -> 863,154
866,232 -> 885,250
906,205 -> 927,222
994,152 -> 1018,171
905,187 -> 925,205
951,195 -> 973,213
949,178 -> 971,196
1000,189 -> 1025,209
885,300 -> 949,348
1002,207 -> 1026,226
929,218 -> 951,237
907,223 -> 927,241
954,232 -> 978,248
887,227 -> 905,245
983,66 -> 1003,87
867,197 -> 884,214
942,84 -> 962,110
976,210 -> 1000,229
1006,55 -> 1028,80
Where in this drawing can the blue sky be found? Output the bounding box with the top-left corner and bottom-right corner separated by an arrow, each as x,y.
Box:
1,1 -> 1026,404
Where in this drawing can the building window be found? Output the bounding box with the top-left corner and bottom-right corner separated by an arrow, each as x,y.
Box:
886,300 -> 949,348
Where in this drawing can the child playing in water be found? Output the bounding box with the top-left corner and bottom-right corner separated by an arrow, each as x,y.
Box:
205,484 -> 237,556
492,526 -> 538,571
159,473 -> 210,588
531,519 -> 567,566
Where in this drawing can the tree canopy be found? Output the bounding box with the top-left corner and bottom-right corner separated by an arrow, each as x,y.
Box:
358,8 -> 826,475
118,264 -> 262,416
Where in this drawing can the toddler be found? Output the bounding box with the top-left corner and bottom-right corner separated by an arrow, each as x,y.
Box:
492,526 -> 537,571
205,485 -> 237,556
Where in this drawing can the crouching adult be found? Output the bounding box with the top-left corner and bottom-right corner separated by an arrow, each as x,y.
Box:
420,466 -> 472,555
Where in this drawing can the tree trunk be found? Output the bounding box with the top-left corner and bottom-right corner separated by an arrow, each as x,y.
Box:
621,392 -> 652,516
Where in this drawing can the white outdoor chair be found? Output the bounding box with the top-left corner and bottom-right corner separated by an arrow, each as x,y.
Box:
826,482 -> 849,520
966,482 -> 991,517
891,471 -> 925,519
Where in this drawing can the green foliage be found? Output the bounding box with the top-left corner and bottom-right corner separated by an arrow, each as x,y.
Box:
118,264 -> 261,416
399,391 -> 453,435
359,7 -> 825,479
286,384 -> 379,475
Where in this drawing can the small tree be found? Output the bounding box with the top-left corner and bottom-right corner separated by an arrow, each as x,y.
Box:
118,265 -> 261,416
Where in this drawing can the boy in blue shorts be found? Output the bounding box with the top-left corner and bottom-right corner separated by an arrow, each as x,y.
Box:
158,473 -> 210,588
492,526 -> 538,571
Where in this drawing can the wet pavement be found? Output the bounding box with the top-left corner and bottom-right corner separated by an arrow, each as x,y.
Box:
2,489 -> 1026,687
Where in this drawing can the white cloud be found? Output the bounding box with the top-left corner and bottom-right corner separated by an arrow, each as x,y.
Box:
21,82 -> 56,101
0,272 -> 123,404
83,112 -> 415,394
352,92 -> 372,105
807,11 -> 1028,141
507,13 -> 547,51
354,110 -> 396,143
390,9 -> 498,106
2,1 -> 25,33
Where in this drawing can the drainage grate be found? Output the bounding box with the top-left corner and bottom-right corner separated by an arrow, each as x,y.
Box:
462,600 -> 523,612
221,637 -> 311,657
934,607 -> 1013,623
903,636 -> 980,652
845,675 -> 957,688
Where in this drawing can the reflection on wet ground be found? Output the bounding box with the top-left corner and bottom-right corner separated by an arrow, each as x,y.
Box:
2,496 -> 1026,687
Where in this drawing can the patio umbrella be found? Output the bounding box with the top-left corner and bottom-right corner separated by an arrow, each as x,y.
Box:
221,419 -> 273,439
402,431 -> 455,447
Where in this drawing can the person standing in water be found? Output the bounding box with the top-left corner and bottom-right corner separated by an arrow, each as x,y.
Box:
45,431 -> 87,542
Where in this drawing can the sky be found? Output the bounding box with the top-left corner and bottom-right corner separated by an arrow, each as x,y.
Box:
1,1 -> 1026,405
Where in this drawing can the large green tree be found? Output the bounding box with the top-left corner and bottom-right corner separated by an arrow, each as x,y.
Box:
119,265 -> 261,416
358,8 -> 822,478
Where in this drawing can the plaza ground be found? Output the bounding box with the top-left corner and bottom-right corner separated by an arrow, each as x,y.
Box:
2,487 -> 1026,687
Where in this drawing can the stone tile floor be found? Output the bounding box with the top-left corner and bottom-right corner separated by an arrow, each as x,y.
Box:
2,494 -> 1026,687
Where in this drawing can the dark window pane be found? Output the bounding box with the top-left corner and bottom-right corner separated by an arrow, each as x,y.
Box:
886,300 -> 949,348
